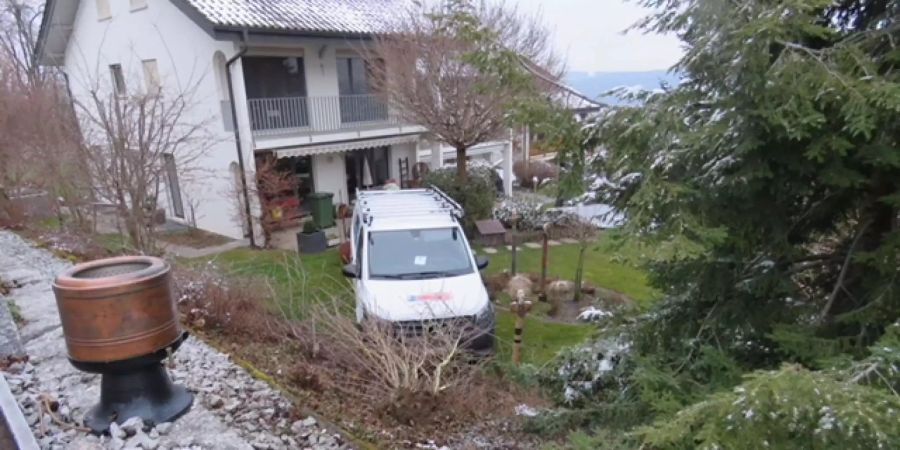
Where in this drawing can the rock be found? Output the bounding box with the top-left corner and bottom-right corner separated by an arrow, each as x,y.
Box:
110,422 -> 127,440
119,416 -> 144,437
290,420 -> 306,434
125,432 -> 159,450
546,280 -> 576,304
505,274 -> 533,299
301,416 -> 317,427
206,394 -> 224,409
154,422 -> 173,435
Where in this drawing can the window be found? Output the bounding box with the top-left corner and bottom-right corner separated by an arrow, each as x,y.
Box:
163,154 -> 184,218
95,0 -> 111,20
142,59 -> 160,92
337,57 -> 386,122
109,64 -> 126,95
336,57 -> 371,95
130,0 -> 147,11
367,228 -> 474,280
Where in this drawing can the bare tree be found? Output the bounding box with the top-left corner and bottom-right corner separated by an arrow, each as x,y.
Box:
74,71 -> 215,253
0,0 -> 46,87
366,0 -> 559,182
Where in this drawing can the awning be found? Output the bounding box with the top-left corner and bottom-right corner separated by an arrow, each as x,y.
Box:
273,134 -> 420,159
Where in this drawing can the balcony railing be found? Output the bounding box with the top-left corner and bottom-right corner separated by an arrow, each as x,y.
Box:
248,94 -> 398,135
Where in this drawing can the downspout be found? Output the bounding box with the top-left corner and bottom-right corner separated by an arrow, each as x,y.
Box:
225,31 -> 256,247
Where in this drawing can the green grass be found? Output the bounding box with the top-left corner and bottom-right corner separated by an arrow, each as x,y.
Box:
481,234 -> 659,308
201,248 -> 353,314
198,238 -> 653,366
495,310 -> 595,366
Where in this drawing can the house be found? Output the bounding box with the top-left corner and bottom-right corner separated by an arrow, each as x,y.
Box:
35,0 -> 598,244
36,0 -> 463,243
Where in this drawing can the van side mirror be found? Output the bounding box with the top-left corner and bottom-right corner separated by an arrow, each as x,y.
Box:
341,263 -> 359,278
475,255 -> 489,270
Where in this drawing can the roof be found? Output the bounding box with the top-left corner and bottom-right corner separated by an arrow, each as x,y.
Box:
35,0 -> 409,66
182,0 -> 408,35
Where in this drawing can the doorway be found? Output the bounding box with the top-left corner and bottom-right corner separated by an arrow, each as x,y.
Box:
345,147 -> 390,200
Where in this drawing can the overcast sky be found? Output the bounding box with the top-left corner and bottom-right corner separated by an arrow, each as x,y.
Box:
511,0 -> 684,74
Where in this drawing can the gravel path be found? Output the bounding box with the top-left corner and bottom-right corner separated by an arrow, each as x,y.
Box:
0,230 -> 350,450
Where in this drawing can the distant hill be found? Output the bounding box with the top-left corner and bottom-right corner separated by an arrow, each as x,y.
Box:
564,70 -> 680,104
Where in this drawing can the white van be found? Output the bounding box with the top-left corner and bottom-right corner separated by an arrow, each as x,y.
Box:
341,187 -> 494,352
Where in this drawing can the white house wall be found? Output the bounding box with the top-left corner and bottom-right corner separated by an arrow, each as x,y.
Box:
388,142 -> 417,181
311,153 -> 348,205
62,0 -> 253,239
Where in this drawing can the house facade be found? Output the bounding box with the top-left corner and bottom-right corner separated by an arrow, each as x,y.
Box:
36,0 -> 462,241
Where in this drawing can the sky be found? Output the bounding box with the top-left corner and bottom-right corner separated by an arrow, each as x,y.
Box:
511,0 -> 684,74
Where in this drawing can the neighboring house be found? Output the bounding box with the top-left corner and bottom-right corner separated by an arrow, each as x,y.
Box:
34,0 -> 598,242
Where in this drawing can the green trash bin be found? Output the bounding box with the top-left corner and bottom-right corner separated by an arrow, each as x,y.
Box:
306,192 -> 335,229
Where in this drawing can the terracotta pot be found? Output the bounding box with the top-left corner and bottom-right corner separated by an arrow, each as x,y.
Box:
52,256 -> 181,363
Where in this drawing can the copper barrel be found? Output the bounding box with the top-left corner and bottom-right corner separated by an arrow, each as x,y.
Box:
52,256 -> 181,363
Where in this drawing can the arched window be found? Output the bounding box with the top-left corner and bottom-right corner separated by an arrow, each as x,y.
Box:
213,51 -> 233,131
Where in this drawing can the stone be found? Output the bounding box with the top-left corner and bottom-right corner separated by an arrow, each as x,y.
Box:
0,299 -> 24,358
301,416 -> 317,427
126,432 -> 159,450
110,422 -> 127,440
206,394 -> 224,409
290,420 -> 306,434
120,416 -> 144,437
482,247 -> 498,254
548,239 -> 562,246
505,274 -> 533,299
154,422 -> 173,435
524,242 -> 541,249
546,280 -> 576,304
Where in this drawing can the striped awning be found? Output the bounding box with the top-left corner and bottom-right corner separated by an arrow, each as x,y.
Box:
273,134 -> 420,159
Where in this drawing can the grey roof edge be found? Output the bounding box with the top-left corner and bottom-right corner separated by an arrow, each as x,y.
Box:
34,0 -> 58,66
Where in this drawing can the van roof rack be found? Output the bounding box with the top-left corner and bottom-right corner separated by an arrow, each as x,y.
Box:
357,186 -> 463,225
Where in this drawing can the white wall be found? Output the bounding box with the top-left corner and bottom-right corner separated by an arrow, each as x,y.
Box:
62,0 -> 251,239
389,142 -> 417,181
312,153 -> 348,205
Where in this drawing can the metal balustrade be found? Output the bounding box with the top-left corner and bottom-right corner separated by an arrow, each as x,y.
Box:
247,94 -> 398,135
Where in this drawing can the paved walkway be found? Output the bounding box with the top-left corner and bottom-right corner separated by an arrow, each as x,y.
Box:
158,239 -> 249,259
0,230 -> 348,450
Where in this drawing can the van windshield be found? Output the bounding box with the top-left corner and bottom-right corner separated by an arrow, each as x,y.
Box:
367,227 -> 474,280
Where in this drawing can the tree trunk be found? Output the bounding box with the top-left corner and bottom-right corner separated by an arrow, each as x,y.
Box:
574,244 -> 587,302
455,146 -> 467,182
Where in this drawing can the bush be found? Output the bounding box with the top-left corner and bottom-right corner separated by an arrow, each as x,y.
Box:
306,301 -> 487,425
172,264 -> 287,342
514,160 -> 558,189
423,166 -> 496,232
493,196 -> 547,230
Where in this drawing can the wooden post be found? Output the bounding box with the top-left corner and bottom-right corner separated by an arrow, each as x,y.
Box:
539,224 -> 549,301
510,289 -> 533,366
511,213 -> 518,276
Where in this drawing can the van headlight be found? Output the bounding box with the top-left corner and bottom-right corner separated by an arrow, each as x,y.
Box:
475,301 -> 494,328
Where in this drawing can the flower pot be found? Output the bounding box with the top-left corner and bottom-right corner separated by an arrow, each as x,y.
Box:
297,230 -> 327,254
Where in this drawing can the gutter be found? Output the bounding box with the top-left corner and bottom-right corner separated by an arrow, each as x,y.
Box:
225,30 -> 256,248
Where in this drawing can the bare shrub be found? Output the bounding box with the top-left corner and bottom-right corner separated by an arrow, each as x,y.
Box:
306,301 -> 485,425
172,264 -> 286,342
514,160 -> 558,189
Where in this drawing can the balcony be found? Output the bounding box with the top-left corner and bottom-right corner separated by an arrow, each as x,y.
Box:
248,94 -> 399,136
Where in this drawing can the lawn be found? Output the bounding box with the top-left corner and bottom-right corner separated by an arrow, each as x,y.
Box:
197,237 -> 652,366
480,233 -> 658,308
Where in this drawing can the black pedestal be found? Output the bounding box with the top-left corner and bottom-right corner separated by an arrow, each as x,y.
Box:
71,333 -> 193,434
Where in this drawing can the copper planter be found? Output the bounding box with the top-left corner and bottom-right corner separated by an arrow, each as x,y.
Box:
52,255 -> 193,433
52,256 -> 181,362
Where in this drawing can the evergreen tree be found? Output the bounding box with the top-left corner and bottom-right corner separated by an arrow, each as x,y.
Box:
561,0 -> 900,446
